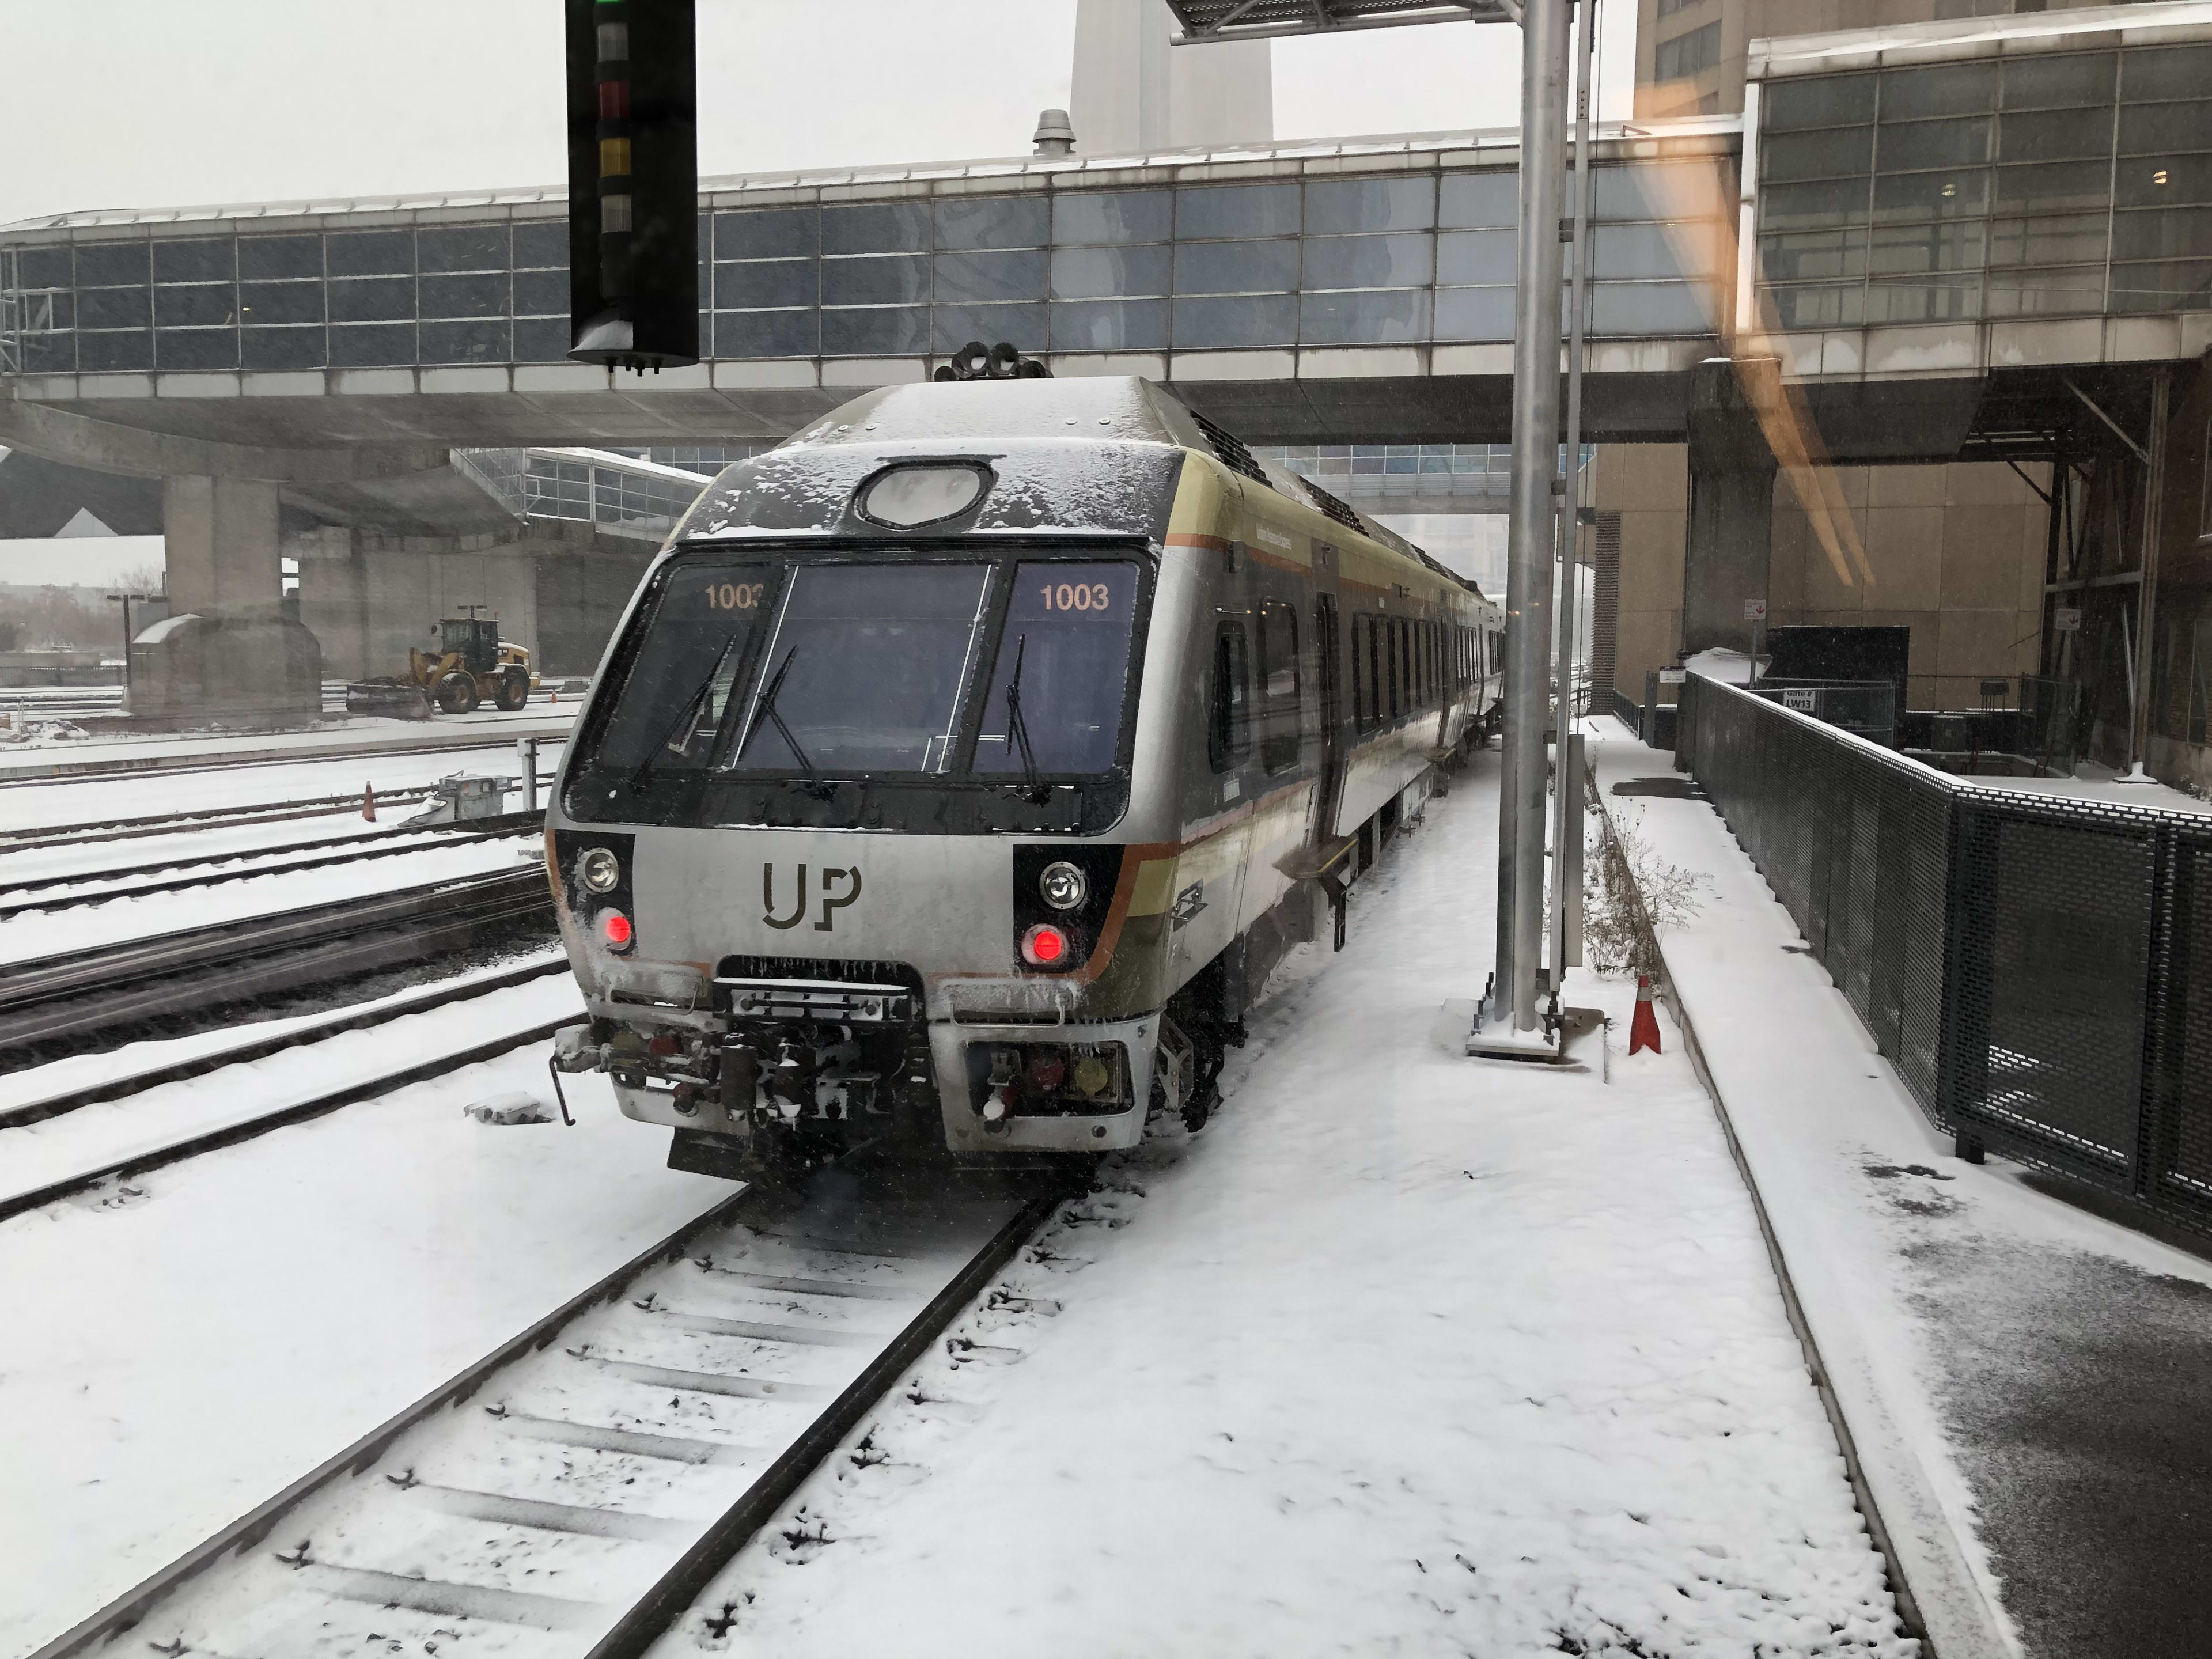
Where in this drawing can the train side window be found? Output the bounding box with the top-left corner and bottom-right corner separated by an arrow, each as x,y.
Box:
1209,620 -> 1251,773
1385,620 -> 1400,719
1354,619 -> 1371,725
1349,617 -> 1366,730
1257,599 -> 1301,772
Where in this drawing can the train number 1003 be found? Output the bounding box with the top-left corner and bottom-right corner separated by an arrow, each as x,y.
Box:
705,582 -> 767,612
1041,582 -> 1112,613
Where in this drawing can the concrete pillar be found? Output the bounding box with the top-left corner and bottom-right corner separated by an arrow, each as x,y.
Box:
1070,0 -> 1271,155
1683,358 -> 1779,656
163,475 -> 282,615
293,526 -> 373,679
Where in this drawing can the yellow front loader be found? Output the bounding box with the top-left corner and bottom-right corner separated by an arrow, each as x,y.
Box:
347,613 -> 537,718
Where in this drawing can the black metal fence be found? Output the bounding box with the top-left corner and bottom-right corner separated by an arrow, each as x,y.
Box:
1677,672 -> 2212,1233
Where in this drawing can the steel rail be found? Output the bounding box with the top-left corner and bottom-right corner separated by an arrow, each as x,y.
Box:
0,787 -> 442,853
0,866 -> 555,1052
0,1005 -> 583,1223
25,1175 -> 1068,1659
0,728 -> 569,790
582,1190 -> 1062,1658
0,819 -> 453,896
0,952 -> 570,1131
0,823 -> 539,918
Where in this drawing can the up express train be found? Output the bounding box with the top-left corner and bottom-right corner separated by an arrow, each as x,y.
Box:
546,376 -> 1503,1176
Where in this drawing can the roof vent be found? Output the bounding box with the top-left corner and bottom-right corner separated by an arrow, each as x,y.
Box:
1298,476 -> 1366,534
1188,410 -> 1271,488
1033,109 -> 1076,157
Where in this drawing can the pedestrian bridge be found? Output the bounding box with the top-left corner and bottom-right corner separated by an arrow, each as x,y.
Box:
0,2 -> 2205,472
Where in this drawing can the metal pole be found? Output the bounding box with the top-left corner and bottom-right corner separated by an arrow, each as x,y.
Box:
2127,365 -> 2171,775
1548,0 -> 1594,993
1494,0 -> 1569,1031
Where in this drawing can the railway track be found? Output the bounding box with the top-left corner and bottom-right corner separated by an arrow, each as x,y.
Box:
0,864 -> 556,1056
0,819 -> 541,917
0,728 -> 569,790
29,1169 -> 1066,1659
0,787 -> 446,854
0,951 -> 573,1132
0,958 -> 580,1222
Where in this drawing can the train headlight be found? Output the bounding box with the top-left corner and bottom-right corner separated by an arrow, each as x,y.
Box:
1038,860 -> 1088,911
579,847 -> 622,893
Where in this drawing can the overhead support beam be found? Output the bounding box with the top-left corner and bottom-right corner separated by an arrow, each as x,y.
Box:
0,392 -> 447,486
2062,374 -> 2151,464
1166,1 -> 1507,44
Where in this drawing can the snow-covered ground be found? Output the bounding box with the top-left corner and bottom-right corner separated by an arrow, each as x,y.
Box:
2,822 -> 468,901
0,812 -> 465,889
0,966 -> 582,1209
0,950 -> 563,1118
0,831 -> 543,963
0,1046 -> 724,1659
0,737 -> 566,836
649,753 -> 1916,1659
1588,718 -> 2212,1659
0,701 -> 573,766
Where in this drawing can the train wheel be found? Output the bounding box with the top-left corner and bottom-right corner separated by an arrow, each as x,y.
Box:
433,670 -> 480,714
494,666 -> 531,711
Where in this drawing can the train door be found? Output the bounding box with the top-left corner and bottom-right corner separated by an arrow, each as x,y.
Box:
1313,589 -> 1346,843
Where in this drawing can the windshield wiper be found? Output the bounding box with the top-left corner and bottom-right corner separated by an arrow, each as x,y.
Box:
737,646 -> 831,796
1002,633 -> 1051,805
628,637 -> 737,793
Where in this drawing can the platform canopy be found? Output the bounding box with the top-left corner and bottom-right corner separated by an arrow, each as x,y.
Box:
1164,1 -> 1510,44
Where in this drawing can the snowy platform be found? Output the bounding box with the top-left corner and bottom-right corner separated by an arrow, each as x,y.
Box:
0,703 -> 576,783
639,752 -> 1916,1658
1591,718 -> 2212,1659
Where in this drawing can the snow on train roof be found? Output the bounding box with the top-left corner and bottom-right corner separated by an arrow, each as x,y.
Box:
690,377 -> 1483,601
780,377 -> 1204,453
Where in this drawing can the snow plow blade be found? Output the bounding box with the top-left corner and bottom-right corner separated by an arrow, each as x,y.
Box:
346,679 -> 434,719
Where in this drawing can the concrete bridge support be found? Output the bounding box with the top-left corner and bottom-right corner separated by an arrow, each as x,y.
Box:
1683,357 -> 1778,657
162,475 -> 282,615
296,522 -> 653,684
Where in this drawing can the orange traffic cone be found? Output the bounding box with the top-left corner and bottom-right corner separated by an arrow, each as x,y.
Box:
362,784 -> 376,823
1628,974 -> 1662,1055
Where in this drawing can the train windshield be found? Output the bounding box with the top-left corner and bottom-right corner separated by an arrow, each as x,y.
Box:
972,562 -> 1140,777
726,563 -> 993,774
569,547 -> 1147,832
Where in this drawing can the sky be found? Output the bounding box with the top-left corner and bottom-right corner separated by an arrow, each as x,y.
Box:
0,0 -> 1639,228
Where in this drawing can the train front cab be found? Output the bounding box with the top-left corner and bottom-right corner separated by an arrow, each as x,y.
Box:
545,513 -> 1200,1169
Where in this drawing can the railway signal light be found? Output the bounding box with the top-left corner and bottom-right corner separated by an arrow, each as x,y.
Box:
565,0 -> 698,370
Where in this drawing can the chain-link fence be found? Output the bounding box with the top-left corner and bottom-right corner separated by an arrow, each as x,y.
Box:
1677,671 -> 2212,1234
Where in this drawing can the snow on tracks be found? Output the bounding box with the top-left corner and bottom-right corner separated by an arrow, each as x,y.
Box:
655,760 -> 1918,1659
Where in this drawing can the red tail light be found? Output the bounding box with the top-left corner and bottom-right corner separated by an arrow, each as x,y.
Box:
1020,923 -> 1068,967
599,910 -> 634,951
